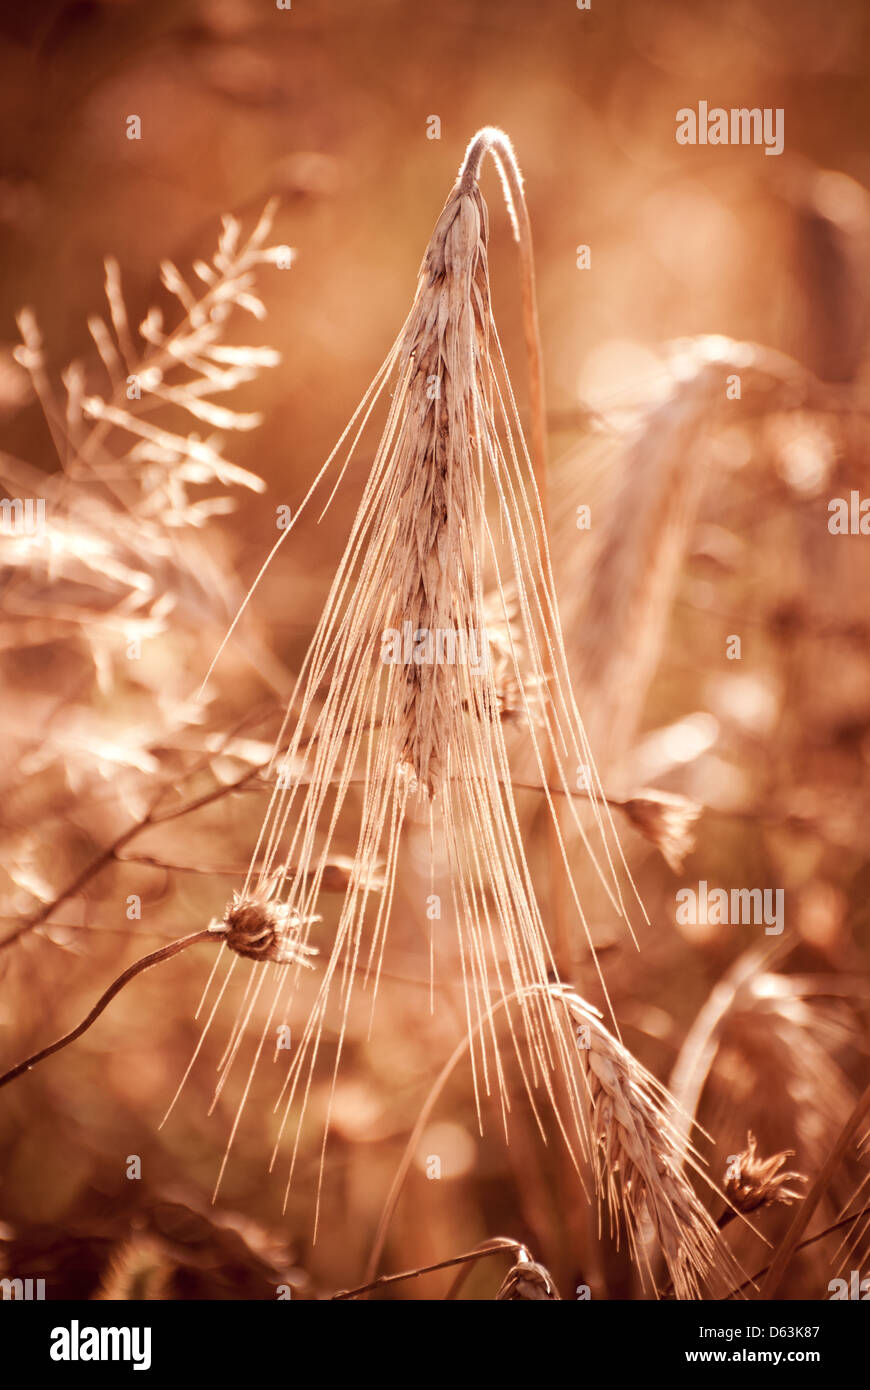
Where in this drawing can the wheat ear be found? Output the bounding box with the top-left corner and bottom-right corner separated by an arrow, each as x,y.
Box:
183,129 -> 647,1239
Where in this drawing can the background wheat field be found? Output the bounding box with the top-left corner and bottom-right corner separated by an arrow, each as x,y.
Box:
1,0 -> 869,1305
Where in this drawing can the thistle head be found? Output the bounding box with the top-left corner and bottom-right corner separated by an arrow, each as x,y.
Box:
211,890 -> 318,968
724,1131 -> 808,1213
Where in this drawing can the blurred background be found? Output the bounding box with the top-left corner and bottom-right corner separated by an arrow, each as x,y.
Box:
0,0 -> 869,1300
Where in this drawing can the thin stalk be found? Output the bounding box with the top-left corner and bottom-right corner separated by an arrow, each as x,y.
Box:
0,930 -> 215,1090
335,1238 -> 526,1300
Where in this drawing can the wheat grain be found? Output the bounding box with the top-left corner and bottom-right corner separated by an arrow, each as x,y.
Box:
188,129 -> 648,1244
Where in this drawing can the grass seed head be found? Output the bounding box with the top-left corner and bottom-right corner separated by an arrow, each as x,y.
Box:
496,1258 -> 561,1300
724,1131 -> 808,1214
216,890 -> 319,967
622,789 -> 701,872
554,985 -> 743,1299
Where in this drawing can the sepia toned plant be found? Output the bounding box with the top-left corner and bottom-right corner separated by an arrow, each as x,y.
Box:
3,37 -> 870,1306
724,1131 -> 807,1214
550,985 -> 743,1299
187,128 -> 652,1223
496,1256 -> 560,1300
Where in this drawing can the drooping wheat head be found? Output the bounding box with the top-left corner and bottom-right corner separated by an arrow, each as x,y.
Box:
550,985 -> 744,1299
179,132 -> 696,1275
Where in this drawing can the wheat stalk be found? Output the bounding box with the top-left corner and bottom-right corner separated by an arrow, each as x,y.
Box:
180,128 -> 652,1243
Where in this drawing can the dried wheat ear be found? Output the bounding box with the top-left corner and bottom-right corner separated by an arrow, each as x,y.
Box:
183,129 -> 738,1299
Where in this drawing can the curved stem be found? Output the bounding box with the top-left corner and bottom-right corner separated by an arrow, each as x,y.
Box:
365,992 -> 519,1284
444,1236 -> 529,1300
364,1031 -> 478,1285
0,929 -> 217,1090
335,1237 -> 525,1301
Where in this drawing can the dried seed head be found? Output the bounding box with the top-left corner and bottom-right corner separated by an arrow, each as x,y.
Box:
387,181 -> 491,799
553,985 -> 742,1299
496,1259 -> 560,1300
193,130 -> 648,1245
213,891 -> 319,968
724,1131 -> 808,1214
622,788 -> 701,872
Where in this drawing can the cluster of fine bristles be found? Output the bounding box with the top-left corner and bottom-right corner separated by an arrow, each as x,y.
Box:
181,128 -> 742,1297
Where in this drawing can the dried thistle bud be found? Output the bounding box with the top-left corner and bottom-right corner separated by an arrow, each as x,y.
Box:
621,789 -> 702,872
724,1131 -> 808,1214
212,891 -> 319,968
496,1259 -> 560,1300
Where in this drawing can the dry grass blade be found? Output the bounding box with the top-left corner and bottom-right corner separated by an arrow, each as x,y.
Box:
671,955 -> 863,1194
761,1080 -> 870,1297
